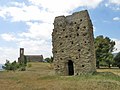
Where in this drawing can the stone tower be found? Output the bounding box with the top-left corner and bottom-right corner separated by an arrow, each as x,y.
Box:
20,48 -> 24,57
52,10 -> 96,75
18,48 -> 25,64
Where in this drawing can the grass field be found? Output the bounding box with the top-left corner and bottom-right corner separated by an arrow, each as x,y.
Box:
0,62 -> 120,90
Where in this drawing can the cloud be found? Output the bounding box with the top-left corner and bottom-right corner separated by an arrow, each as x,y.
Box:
0,33 -> 52,64
113,17 -> 120,21
109,0 -> 120,5
93,26 -> 96,32
0,0 -> 103,22
1,33 -> 16,41
18,39 -> 52,58
10,2 -> 26,7
16,36 -> 52,61
0,0 -> 103,63
0,0 -> 103,39
105,3 -> 109,7
0,6 -> 44,22
105,0 -> 120,11
28,0 -> 103,12
0,47 -> 19,64
20,22 -> 53,39
112,39 -> 120,53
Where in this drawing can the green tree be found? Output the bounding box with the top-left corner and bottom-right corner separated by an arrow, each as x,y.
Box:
2,60 -> 26,71
44,56 -> 53,63
2,60 -> 17,71
114,52 -> 120,68
95,35 -> 115,68
104,53 -> 114,68
2,60 -> 11,71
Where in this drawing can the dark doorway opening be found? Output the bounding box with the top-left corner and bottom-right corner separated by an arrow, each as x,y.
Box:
68,60 -> 74,75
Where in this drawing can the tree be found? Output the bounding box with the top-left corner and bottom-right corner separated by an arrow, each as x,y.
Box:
11,61 -> 19,71
114,52 -> 120,68
2,60 -> 11,71
94,35 -> 115,68
44,56 -> 53,63
2,60 -> 26,71
2,60 -> 18,71
104,53 -> 114,68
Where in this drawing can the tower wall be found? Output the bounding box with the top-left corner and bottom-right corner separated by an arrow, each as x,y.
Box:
52,10 -> 96,75
18,48 -> 25,64
20,48 -> 24,57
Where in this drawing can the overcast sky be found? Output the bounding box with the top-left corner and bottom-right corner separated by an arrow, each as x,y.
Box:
0,0 -> 120,64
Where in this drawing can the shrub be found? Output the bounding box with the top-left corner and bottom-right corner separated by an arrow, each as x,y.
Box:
2,60 -> 27,71
19,66 -> 26,71
44,56 -> 53,63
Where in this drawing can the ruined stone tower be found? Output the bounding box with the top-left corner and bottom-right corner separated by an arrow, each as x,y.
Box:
52,10 -> 96,75
18,48 -> 25,64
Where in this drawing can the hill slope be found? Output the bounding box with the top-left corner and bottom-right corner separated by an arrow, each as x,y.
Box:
0,62 -> 120,90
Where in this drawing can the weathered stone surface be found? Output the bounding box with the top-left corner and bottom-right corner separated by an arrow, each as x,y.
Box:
52,10 -> 96,75
18,48 -> 43,63
25,55 -> 43,62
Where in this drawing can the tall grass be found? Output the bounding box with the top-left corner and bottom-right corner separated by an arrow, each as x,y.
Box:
0,62 -> 120,90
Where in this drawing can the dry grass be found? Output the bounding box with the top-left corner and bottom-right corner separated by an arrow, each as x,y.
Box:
0,62 -> 120,90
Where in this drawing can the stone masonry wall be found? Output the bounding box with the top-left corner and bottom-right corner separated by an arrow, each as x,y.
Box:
25,55 -> 43,62
18,48 -> 43,63
52,10 -> 96,75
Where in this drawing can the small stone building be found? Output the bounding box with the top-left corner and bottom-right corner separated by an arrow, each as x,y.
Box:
18,48 -> 43,63
52,10 -> 96,75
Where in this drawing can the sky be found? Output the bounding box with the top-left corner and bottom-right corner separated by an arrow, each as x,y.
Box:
0,0 -> 120,64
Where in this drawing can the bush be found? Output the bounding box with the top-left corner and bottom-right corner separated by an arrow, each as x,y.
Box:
19,66 -> 26,71
2,60 -> 26,71
19,63 -> 26,71
2,60 -> 19,71
44,56 -> 53,63
2,60 -> 11,71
